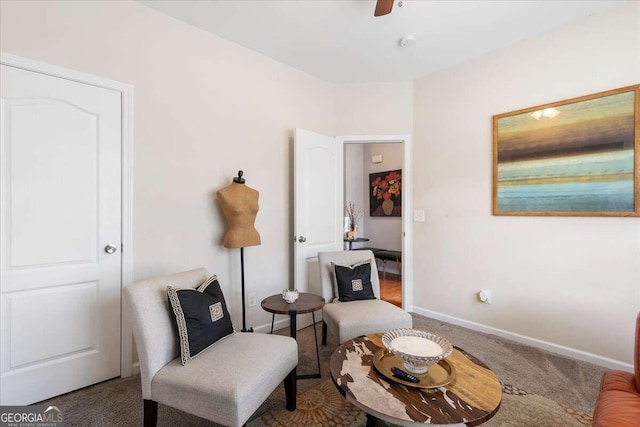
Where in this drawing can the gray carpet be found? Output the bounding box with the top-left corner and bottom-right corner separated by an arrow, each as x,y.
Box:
38,313 -> 607,426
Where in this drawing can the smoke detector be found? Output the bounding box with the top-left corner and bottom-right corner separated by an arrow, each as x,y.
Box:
399,35 -> 416,48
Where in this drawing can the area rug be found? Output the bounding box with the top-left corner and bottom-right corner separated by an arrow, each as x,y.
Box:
37,313 -> 605,426
249,380 -> 365,427
248,380 -> 592,427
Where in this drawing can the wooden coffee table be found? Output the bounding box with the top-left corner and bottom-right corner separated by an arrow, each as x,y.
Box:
330,333 -> 502,426
261,292 -> 325,379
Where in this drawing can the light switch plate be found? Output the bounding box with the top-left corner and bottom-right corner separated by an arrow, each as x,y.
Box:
413,210 -> 425,222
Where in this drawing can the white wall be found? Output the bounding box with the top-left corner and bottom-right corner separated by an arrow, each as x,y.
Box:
413,2 -> 640,365
4,0 -> 636,369
334,82 -> 413,135
0,1 -> 335,335
344,144 -> 365,241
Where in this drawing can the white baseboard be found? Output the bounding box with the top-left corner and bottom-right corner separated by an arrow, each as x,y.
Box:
252,312 -> 321,335
132,362 -> 140,376
252,317 -> 291,334
411,306 -> 633,372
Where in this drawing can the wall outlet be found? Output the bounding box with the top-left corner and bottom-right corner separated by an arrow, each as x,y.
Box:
478,290 -> 491,304
248,292 -> 257,307
413,210 -> 425,222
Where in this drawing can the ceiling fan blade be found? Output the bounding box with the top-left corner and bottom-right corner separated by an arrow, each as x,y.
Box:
374,0 -> 394,17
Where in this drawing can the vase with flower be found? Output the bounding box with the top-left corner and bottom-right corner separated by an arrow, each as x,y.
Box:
345,201 -> 363,240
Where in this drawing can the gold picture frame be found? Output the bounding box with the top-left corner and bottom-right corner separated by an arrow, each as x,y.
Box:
493,85 -> 640,217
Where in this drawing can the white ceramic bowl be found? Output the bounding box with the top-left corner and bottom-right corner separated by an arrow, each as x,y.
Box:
382,328 -> 453,375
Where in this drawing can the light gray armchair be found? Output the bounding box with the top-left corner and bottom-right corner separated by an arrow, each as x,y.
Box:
124,268 -> 297,427
318,250 -> 412,344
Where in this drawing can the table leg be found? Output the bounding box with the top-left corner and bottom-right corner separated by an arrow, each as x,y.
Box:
312,311 -> 321,376
289,313 -> 297,339
366,414 -> 378,427
294,311 -> 322,380
270,314 -> 275,334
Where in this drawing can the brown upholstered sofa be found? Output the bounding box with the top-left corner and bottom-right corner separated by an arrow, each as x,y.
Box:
592,312 -> 640,426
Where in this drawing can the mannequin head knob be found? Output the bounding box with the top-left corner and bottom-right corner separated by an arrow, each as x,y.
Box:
233,170 -> 245,184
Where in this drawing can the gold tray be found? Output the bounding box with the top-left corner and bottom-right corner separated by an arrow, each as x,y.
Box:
372,349 -> 455,389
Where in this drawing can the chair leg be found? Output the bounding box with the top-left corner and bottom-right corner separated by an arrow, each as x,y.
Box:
143,399 -> 157,427
321,320 -> 328,345
284,368 -> 297,411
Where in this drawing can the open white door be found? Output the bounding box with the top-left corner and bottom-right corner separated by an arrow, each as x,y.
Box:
293,129 -> 343,298
0,64 -> 122,404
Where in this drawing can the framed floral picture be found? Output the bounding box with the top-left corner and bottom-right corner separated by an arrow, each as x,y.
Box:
370,169 -> 402,217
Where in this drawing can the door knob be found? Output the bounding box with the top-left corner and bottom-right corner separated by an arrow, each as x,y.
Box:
104,244 -> 118,254
298,236 -> 307,243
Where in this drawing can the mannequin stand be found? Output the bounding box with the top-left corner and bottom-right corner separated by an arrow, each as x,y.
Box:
240,247 -> 253,332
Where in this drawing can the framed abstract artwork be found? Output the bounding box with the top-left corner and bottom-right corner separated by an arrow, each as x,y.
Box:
493,85 -> 639,216
370,169 -> 402,217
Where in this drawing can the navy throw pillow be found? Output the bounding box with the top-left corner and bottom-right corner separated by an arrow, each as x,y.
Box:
168,275 -> 234,365
334,261 -> 376,302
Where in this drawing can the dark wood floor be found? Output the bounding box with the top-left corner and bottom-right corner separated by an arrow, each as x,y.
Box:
379,272 -> 402,307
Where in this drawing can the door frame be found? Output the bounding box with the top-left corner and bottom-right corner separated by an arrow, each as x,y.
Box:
0,52 -> 135,377
336,135 -> 413,310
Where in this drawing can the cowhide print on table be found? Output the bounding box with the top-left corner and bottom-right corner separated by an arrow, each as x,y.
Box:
330,334 -> 502,427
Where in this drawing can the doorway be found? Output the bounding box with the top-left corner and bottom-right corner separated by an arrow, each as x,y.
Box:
338,135 -> 412,310
293,130 -> 412,322
344,142 -> 404,307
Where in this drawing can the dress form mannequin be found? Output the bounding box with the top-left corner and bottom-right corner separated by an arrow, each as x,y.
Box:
217,173 -> 261,248
217,171 -> 261,332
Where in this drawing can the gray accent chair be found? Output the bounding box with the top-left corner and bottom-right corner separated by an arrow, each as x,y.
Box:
124,268 -> 298,427
318,250 -> 413,344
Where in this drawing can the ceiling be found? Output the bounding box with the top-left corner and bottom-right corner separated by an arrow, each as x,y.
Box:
140,0 -> 622,84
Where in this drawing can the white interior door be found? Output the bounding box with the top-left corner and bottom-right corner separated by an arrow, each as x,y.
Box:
0,64 -> 122,405
294,128 -> 343,302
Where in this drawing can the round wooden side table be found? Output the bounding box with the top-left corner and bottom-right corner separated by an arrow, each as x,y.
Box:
261,292 -> 325,379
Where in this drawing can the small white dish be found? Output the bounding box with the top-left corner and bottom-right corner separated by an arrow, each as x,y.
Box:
282,289 -> 299,303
